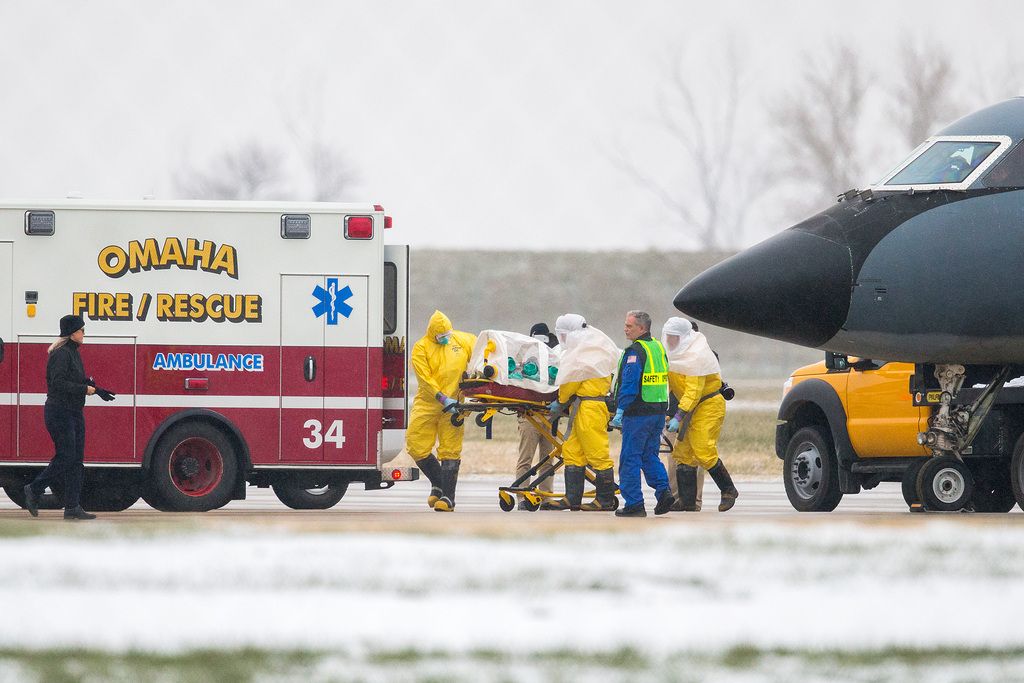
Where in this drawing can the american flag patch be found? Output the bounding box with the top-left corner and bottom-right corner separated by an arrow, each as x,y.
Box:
627,356 -> 637,363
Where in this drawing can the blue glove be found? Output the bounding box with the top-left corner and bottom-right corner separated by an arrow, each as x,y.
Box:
548,400 -> 562,416
610,409 -> 624,429
667,417 -> 680,433
436,392 -> 458,412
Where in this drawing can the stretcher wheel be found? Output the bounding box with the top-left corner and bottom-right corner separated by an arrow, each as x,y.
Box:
475,413 -> 491,428
450,413 -> 464,427
522,498 -> 540,512
498,490 -> 516,512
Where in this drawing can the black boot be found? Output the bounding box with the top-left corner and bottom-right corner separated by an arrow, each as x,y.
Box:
654,488 -> 676,515
707,460 -> 739,512
433,459 -> 461,512
63,506 -> 96,521
581,468 -> 618,511
563,466 -> 585,511
417,454 -> 444,509
614,503 -> 647,518
676,465 -> 698,512
24,484 -> 39,517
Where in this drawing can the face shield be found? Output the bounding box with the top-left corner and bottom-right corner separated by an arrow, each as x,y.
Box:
435,332 -> 452,345
661,317 -> 694,355
554,313 -> 586,347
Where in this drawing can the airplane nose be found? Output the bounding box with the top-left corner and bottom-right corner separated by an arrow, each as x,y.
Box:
673,229 -> 853,348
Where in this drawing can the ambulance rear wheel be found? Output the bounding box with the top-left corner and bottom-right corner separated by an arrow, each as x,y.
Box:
149,422 -> 239,512
272,482 -> 348,510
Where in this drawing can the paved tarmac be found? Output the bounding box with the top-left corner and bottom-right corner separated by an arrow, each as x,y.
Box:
3,476 -> 1020,528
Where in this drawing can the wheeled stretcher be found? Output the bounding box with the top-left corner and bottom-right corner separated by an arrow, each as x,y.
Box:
449,378 -> 619,511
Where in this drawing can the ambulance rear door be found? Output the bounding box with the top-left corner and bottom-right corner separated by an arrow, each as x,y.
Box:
382,245 -> 408,463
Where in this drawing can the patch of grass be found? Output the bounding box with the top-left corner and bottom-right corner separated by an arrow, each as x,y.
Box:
721,644 -> 762,669
0,647 -> 325,683
4,645 -> 1024,682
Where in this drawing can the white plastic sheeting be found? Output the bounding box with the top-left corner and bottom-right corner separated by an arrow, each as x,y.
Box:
466,330 -> 561,393
555,325 -> 621,386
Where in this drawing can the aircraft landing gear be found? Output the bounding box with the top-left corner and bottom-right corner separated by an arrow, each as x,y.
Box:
914,364 -> 1012,511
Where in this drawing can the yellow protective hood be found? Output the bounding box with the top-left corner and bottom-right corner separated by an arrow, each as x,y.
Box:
426,310 -> 453,341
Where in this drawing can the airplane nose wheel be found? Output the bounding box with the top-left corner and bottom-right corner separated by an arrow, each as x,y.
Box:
916,456 -> 974,512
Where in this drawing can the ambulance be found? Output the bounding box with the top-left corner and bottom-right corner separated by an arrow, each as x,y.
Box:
0,199 -> 414,512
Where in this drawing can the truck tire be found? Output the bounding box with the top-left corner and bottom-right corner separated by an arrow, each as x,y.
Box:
1010,434 -> 1024,512
901,458 -> 927,507
783,426 -> 843,512
970,459 -> 1016,513
272,482 -> 348,510
148,421 -> 239,512
916,456 -> 973,512
80,486 -> 141,512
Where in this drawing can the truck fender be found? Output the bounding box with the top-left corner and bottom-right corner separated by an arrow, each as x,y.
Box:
777,379 -> 857,475
142,409 -> 253,474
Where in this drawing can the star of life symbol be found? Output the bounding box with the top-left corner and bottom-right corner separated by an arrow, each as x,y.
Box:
312,278 -> 353,325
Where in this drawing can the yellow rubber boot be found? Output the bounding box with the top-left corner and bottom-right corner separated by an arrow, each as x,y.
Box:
433,459 -> 460,512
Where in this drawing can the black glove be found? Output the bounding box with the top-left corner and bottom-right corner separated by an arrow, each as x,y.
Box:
95,387 -> 116,402
86,376 -> 96,388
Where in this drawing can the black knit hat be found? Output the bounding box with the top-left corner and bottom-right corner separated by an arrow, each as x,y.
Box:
59,314 -> 85,337
529,322 -> 558,349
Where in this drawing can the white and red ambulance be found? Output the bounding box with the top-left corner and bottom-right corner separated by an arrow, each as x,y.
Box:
0,199 -> 413,512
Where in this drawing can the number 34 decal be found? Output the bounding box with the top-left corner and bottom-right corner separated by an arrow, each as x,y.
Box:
303,419 -> 346,449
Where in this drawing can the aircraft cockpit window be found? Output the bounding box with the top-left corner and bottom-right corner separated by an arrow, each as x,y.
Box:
886,141 -> 1000,186
980,141 -> 1024,188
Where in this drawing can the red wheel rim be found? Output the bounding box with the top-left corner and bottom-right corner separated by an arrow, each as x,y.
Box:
168,437 -> 224,497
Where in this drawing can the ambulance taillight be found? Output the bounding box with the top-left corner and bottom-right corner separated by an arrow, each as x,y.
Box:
345,216 -> 373,240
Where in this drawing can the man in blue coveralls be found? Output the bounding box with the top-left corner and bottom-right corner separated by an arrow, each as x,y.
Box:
610,310 -> 676,517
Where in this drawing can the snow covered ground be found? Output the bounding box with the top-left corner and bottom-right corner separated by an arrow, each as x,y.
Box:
1,519 -> 1024,680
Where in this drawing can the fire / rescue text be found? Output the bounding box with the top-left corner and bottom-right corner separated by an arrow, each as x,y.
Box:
73,291 -> 263,323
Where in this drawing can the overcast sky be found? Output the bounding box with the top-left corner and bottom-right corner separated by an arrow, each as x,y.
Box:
2,0 -> 1022,250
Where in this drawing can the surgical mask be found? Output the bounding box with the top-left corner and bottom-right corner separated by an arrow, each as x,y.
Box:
435,333 -> 451,345
532,334 -> 549,343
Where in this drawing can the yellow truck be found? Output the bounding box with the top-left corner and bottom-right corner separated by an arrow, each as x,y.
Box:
777,353 -> 1021,512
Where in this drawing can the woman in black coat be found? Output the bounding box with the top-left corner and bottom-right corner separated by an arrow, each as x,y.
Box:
23,315 -> 115,520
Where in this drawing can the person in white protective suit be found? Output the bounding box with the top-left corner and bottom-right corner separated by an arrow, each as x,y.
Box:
662,316 -> 738,512
546,314 -> 622,511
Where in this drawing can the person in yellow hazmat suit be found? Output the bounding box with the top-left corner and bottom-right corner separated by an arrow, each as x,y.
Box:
406,310 -> 476,512
547,313 -> 621,511
662,317 -> 738,512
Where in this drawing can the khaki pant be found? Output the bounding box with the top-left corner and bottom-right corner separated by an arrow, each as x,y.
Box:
662,429 -> 704,511
517,415 -> 555,501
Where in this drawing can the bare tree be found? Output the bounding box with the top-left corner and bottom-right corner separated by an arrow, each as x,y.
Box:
890,41 -> 961,147
612,42 -> 770,250
174,141 -> 286,201
770,43 -> 871,203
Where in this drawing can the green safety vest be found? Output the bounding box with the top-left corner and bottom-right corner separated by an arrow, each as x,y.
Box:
636,338 -> 669,403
